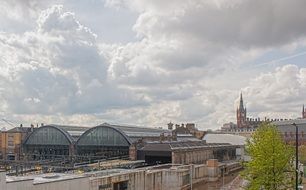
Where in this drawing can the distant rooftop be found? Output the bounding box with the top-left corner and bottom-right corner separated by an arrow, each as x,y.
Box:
203,133 -> 247,146
272,118 -> 306,126
108,123 -> 170,139
139,141 -> 235,152
52,124 -> 90,140
273,118 -> 306,133
6,127 -> 32,133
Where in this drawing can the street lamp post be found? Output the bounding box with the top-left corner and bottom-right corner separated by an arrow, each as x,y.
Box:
190,165 -> 193,190
292,123 -> 299,190
222,165 -> 225,189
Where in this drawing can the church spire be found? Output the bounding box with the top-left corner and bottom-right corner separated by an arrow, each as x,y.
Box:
239,92 -> 244,110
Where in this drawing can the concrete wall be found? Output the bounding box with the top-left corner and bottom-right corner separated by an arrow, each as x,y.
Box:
1,171 -> 6,190
172,149 -> 213,164
128,171 -> 145,190
89,170 -> 146,190
2,161 -> 241,190
6,180 -> 34,190
89,164 -> 213,190
32,178 -> 89,190
193,164 -> 208,181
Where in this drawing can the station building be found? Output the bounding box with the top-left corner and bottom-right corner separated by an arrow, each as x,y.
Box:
131,140 -> 237,165
22,123 -> 169,161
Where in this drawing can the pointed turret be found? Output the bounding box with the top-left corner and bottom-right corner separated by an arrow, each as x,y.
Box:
239,92 -> 244,110
303,105 -> 306,119
237,92 -> 247,128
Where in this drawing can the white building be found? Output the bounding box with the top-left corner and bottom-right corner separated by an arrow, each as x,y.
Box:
203,133 -> 248,161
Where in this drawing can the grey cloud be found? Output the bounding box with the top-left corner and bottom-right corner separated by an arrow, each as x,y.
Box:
37,5 -> 79,33
132,0 -> 306,48
0,0 -> 52,33
107,0 -> 296,88
243,65 -> 306,116
6,67 -> 76,114
0,5 -> 147,116
2,0 -> 306,130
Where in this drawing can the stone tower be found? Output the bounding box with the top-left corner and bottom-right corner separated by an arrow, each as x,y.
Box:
237,93 -> 247,128
167,122 -> 174,130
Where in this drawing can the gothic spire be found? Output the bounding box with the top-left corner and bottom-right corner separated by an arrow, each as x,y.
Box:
239,92 -> 244,110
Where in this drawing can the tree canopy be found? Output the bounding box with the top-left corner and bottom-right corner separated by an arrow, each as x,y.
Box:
242,123 -> 295,190
298,145 -> 306,164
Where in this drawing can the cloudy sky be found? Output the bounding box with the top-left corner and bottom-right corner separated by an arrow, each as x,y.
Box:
1,0 -> 306,130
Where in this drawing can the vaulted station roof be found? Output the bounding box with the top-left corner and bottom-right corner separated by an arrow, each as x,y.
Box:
23,123 -> 169,147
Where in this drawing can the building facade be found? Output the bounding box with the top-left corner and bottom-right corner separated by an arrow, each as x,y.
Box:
130,140 -> 237,165
0,126 -> 33,160
167,122 -> 205,140
273,119 -> 306,145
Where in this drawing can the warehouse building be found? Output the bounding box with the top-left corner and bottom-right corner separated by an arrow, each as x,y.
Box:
132,141 -> 237,165
203,133 -> 248,161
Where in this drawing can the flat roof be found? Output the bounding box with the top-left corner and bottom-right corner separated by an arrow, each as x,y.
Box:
6,173 -> 86,184
108,123 -> 170,138
203,133 -> 247,146
139,141 -> 236,152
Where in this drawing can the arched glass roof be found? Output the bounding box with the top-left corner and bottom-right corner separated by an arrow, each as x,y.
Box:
76,125 -> 130,146
23,123 -> 169,147
23,125 -> 74,146
77,123 -> 170,146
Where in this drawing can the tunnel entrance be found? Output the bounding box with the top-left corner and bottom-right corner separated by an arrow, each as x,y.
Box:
137,149 -> 172,165
145,155 -> 172,165
113,181 -> 128,190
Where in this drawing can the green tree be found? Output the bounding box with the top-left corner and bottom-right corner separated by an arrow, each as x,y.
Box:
242,123 -> 295,190
298,145 -> 306,164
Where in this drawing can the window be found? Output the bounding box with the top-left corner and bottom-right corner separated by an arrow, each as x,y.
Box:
8,141 -> 14,147
99,184 -> 111,190
113,181 -> 128,190
182,174 -> 190,186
